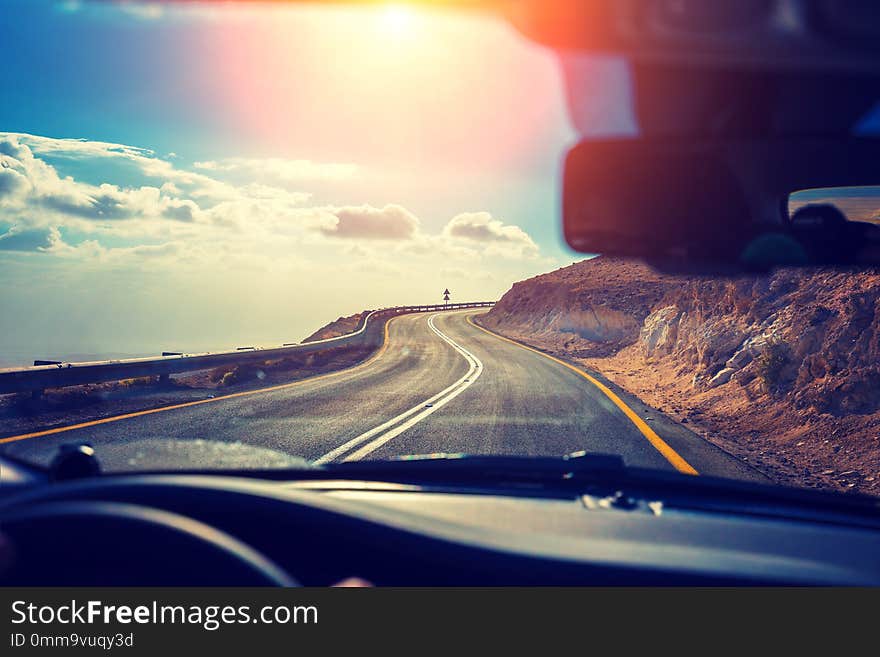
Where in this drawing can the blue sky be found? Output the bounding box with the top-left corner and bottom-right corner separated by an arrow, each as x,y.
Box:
0,1 -> 583,363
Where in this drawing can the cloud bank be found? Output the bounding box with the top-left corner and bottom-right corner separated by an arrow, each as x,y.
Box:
0,132 -> 542,271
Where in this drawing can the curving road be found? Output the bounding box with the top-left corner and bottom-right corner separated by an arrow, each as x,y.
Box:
1,310 -> 762,481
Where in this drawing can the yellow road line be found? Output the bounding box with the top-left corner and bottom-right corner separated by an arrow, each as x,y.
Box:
0,317 -> 396,445
465,315 -> 699,475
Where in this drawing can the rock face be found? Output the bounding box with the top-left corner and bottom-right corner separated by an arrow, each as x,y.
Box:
485,257 -> 880,414
481,256 -> 880,495
483,257 -> 671,357
648,269 -> 880,415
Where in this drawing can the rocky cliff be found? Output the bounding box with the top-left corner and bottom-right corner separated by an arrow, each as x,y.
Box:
482,257 -> 880,494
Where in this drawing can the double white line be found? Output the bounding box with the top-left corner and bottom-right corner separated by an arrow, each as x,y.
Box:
313,313 -> 484,464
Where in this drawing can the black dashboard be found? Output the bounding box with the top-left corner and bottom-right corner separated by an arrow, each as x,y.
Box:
1,459 -> 879,586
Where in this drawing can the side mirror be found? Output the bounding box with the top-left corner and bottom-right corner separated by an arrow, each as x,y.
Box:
562,138 -> 880,270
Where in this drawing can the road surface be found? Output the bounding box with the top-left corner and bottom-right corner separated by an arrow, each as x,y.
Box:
0,310 -> 761,480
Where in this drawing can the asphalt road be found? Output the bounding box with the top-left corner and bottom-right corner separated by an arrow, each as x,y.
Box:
1,310 -> 762,481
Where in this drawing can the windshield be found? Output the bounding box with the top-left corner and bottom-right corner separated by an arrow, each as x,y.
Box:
0,1 -> 878,501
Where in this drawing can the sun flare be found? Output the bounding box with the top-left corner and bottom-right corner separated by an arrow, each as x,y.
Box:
379,4 -> 418,38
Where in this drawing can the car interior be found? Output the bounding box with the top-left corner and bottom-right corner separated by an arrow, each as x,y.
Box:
2,0 -> 880,587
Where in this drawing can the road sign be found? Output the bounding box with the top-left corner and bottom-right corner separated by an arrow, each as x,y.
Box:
443,288 -> 450,306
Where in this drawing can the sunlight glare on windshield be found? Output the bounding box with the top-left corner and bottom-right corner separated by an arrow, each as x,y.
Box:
200,3 -> 564,174
378,4 -> 420,39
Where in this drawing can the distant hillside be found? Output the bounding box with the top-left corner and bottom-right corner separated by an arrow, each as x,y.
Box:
481,256 -> 880,495
303,312 -> 366,343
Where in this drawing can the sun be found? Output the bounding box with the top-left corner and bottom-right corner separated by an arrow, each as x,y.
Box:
378,4 -> 418,38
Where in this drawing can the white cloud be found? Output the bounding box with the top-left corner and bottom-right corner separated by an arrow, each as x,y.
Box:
444,211 -> 537,246
194,157 -> 357,185
0,160 -> 31,201
0,134 -> 322,242
122,242 -> 183,258
7,132 -> 154,161
5,132 -> 237,203
237,183 -> 311,203
318,204 -> 420,240
0,132 -> 544,280
47,237 -> 105,260
0,225 -> 62,252
0,136 -> 207,226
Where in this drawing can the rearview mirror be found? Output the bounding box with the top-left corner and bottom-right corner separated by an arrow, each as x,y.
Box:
562,138 -> 880,270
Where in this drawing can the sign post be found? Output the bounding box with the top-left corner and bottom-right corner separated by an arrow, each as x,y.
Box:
443,288 -> 450,308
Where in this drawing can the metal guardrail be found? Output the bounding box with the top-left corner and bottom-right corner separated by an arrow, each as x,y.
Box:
0,302 -> 494,395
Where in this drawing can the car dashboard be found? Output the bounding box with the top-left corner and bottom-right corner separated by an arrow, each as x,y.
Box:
1,459 -> 879,586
